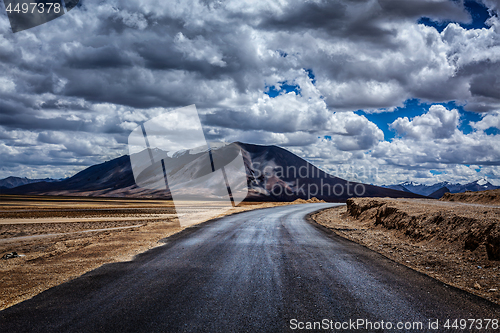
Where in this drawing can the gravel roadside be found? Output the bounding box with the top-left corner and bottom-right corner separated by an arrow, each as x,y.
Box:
311,199 -> 500,305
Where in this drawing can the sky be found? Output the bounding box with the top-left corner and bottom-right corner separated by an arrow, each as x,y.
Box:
0,0 -> 500,186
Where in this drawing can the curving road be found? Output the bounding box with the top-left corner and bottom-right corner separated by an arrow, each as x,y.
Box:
1,203 -> 499,332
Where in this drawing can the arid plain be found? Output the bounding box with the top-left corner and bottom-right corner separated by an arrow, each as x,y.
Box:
0,195 -> 294,310
3,191 -> 500,311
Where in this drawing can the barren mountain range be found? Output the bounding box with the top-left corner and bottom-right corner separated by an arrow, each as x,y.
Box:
0,176 -> 60,189
2,142 -> 426,201
382,180 -> 500,199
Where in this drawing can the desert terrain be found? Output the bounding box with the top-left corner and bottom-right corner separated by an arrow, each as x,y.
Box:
312,193 -> 500,304
4,191 -> 499,311
440,188 -> 500,205
0,195 -> 295,310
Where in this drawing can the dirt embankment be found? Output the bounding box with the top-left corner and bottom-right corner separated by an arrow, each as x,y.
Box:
292,197 -> 326,204
348,198 -> 500,261
440,189 -> 500,205
312,198 -> 500,304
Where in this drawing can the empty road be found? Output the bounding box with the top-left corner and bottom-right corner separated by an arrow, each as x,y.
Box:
1,203 -> 499,332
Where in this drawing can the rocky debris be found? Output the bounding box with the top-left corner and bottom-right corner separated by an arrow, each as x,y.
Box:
2,252 -> 21,260
486,235 -> 500,260
346,198 -> 500,261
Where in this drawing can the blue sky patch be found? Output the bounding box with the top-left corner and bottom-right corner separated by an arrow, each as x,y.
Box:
356,99 -> 484,141
277,50 -> 287,57
265,82 -> 301,97
485,127 -> 500,135
305,69 -> 316,85
419,0 -> 491,32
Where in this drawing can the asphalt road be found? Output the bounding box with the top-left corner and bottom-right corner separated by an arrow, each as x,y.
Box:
1,203 -> 499,332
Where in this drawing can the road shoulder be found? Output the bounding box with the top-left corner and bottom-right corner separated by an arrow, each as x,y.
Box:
310,201 -> 500,305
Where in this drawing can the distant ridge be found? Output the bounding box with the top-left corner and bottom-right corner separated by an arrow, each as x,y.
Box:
2,142 -> 425,202
382,179 -> 499,198
0,176 -> 60,189
429,186 -> 450,199
1,155 -> 162,198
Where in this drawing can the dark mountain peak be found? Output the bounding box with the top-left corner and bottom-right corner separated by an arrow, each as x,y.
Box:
429,186 -> 450,199
0,176 -> 60,189
383,178 -> 500,196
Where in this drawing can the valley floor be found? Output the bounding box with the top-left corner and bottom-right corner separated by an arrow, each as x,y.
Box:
0,195 -> 293,310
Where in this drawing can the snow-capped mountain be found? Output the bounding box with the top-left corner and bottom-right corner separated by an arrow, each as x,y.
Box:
381,178 -> 500,198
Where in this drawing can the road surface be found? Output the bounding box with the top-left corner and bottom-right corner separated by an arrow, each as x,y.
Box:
1,203 -> 499,332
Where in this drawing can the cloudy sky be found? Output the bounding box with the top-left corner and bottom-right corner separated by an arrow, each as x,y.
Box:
1,0 -> 500,185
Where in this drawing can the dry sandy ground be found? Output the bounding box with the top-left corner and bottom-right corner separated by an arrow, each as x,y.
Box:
0,195 -> 297,310
441,188 -> 500,205
312,198 -> 500,305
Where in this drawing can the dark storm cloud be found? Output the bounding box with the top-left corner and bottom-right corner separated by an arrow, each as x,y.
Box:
257,1 -> 348,31
134,38 -> 235,80
202,107 -> 333,134
470,73 -> 500,99
39,99 -> 90,111
255,0 -> 469,45
0,99 -> 29,116
0,113 -> 84,132
63,44 -> 133,69
0,0 -> 490,114
0,100 -> 126,135
0,0 -> 500,184
378,0 -> 471,22
202,110 -> 310,133
254,0 -> 400,47
462,59 -> 500,105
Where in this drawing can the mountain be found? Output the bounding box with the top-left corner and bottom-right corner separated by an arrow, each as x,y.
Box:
2,142 -> 424,202
448,179 -> 500,193
0,176 -> 60,189
382,179 -> 500,199
399,181 -> 450,196
238,143 -> 424,201
428,186 -> 450,199
381,184 -> 413,193
0,155 -> 163,198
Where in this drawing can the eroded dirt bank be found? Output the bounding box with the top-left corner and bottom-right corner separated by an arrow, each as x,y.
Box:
441,188 -> 500,205
312,198 -> 500,305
